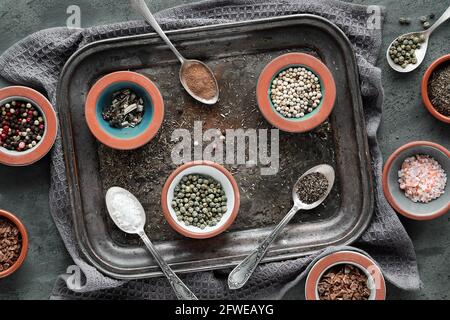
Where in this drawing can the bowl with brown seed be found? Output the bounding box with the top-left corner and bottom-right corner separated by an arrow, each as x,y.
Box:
257,53 -> 336,133
305,251 -> 386,300
0,209 -> 28,279
161,161 -> 240,239
0,86 -> 58,166
85,71 -> 165,150
422,54 -> 450,124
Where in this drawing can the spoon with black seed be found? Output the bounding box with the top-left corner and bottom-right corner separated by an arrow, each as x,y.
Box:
228,164 -> 335,290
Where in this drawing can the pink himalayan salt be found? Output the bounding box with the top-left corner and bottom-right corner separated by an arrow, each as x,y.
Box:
398,155 -> 447,203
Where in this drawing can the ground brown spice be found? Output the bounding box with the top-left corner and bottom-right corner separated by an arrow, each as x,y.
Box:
0,218 -> 22,272
183,63 -> 217,100
428,62 -> 450,117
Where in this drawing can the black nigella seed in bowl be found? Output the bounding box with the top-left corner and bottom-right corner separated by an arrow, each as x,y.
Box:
171,174 -> 227,229
0,100 -> 45,152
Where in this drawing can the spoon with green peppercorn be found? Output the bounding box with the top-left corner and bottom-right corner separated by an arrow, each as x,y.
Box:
387,6 -> 450,73
105,187 -> 198,300
228,164 -> 335,290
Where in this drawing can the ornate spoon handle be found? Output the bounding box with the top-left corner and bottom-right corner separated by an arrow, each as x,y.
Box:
138,230 -> 198,300
228,205 -> 300,290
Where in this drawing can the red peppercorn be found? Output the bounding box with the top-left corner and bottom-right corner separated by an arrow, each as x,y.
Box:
3,125 -> 9,131
28,111 -> 33,116
6,112 -> 12,117
39,124 -> 44,130
26,118 -> 31,123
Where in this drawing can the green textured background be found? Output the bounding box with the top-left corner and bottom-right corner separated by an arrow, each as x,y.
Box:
0,0 -> 448,300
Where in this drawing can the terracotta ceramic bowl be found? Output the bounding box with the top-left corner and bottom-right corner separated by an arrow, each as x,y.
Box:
422,54 -> 450,124
257,52 -> 336,133
161,161 -> 240,239
85,71 -> 164,150
305,251 -> 386,300
0,86 -> 58,166
0,209 -> 28,279
383,141 -> 450,220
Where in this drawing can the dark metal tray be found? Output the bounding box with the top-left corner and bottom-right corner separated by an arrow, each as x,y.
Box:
57,15 -> 373,279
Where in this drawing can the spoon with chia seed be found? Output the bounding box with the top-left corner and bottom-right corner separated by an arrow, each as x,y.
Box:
228,164 -> 335,290
106,187 -> 198,300
130,0 -> 219,105
387,6 -> 450,73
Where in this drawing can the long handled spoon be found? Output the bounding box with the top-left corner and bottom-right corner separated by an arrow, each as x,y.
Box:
130,0 -> 219,104
228,164 -> 335,290
106,187 -> 198,300
387,6 -> 450,73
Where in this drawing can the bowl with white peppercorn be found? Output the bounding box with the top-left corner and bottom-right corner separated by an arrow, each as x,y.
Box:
257,53 -> 336,133
85,71 -> 164,150
0,86 -> 58,166
161,161 -> 240,239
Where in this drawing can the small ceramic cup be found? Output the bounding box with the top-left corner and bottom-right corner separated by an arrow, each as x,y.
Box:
161,161 -> 240,239
305,250 -> 386,300
0,86 -> 58,166
85,71 -> 164,150
256,52 -> 336,133
0,209 -> 29,279
422,54 -> 450,124
383,141 -> 450,220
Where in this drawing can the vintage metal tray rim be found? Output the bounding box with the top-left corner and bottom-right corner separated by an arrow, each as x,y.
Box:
57,14 -> 374,279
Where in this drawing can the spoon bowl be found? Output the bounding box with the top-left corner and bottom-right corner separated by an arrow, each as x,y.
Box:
105,186 -> 198,300
386,31 -> 429,73
293,164 -> 335,210
179,59 -> 220,105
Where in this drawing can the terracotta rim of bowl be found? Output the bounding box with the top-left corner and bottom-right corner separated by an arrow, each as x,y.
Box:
85,71 -> 164,150
305,251 -> 386,300
161,160 -> 240,239
256,53 -> 336,133
382,140 -> 450,220
0,86 -> 58,166
0,209 -> 29,279
422,54 -> 450,124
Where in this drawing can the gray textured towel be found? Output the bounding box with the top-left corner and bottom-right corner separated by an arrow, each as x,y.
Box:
0,0 -> 421,300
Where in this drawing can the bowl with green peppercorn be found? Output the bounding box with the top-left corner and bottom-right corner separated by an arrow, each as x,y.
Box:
161,161 -> 240,239
0,86 -> 58,166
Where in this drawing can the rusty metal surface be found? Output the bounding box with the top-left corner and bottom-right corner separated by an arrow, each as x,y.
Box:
57,15 -> 373,279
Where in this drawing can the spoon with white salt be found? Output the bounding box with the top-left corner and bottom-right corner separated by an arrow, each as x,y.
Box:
228,164 -> 335,290
106,187 -> 198,300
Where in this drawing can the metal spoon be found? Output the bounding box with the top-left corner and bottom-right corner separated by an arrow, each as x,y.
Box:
105,187 -> 198,300
387,6 -> 450,73
228,164 -> 335,290
130,0 -> 219,105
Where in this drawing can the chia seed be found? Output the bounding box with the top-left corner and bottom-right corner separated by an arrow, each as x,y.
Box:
296,172 -> 329,204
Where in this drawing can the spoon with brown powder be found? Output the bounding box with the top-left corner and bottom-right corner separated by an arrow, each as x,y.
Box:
131,0 -> 219,105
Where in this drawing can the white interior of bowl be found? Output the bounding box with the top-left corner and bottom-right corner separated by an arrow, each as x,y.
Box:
315,262 -> 377,300
166,164 -> 235,235
0,96 -> 48,156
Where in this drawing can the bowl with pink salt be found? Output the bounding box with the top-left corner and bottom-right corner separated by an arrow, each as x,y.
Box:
383,141 -> 449,220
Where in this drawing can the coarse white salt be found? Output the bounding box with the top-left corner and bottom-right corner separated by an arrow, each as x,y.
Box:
398,154 -> 447,203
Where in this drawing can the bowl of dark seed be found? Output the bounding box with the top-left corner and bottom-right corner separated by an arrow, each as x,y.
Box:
305,251 -> 386,300
161,161 -> 240,239
257,53 -> 336,133
85,71 -> 164,150
422,54 -> 450,124
0,86 -> 58,166
0,209 -> 28,279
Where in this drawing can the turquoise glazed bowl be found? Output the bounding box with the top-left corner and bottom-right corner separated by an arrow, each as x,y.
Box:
85,71 -> 164,150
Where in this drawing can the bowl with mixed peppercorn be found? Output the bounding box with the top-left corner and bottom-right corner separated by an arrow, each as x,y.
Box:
161,161 -> 240,239
305,250 -> 386,300
0,209 -> 28,279
85,71 -> 164,150
0,86 -> 58,166
257,53 -> 336,133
